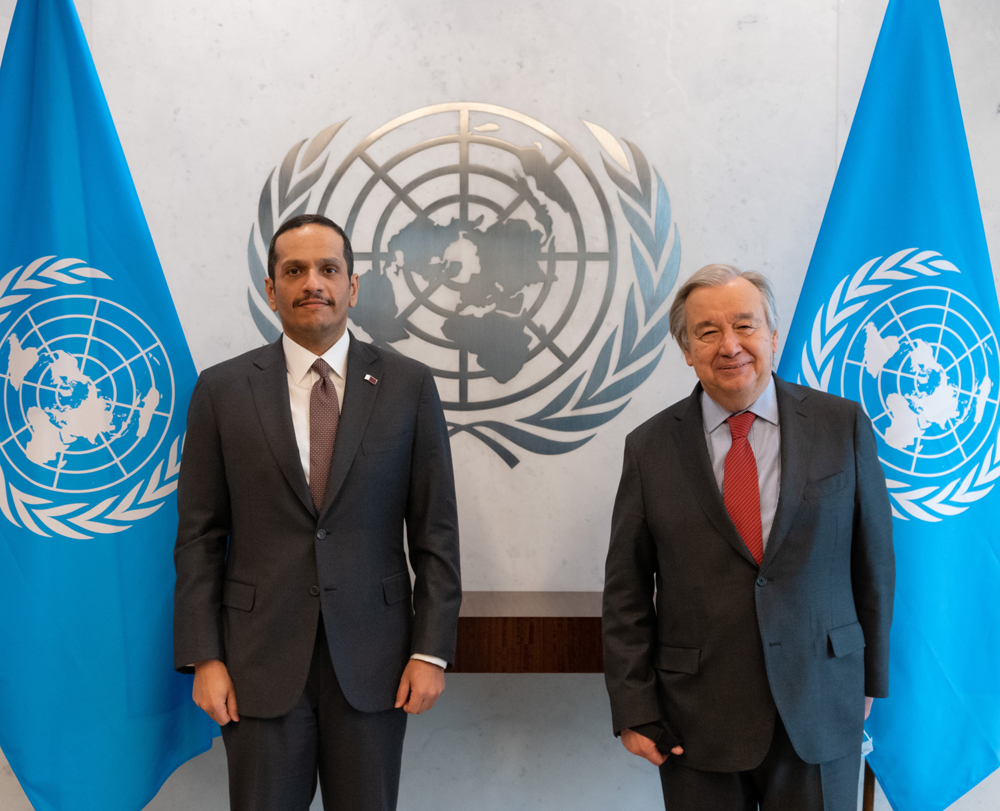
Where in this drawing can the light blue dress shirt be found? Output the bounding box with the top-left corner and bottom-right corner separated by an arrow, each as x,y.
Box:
701,376 -> 782,551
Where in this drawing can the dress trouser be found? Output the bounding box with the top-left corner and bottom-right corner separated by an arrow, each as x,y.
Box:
658,713 -> 861,811
221,616 -> 408,811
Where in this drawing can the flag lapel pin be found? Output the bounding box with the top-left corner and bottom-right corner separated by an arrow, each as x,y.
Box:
364,374 -> 378,385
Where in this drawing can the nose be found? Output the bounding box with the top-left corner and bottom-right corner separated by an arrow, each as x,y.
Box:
302,267 -> 326,290
719,328 -> 742,356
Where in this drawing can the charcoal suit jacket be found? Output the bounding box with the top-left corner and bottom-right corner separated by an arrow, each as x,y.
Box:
602,374 -> 894,770
173,333 -> 462,717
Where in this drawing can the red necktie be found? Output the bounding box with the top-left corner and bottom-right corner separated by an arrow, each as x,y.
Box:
309,359 -> 340,510
724,412 -> 763,565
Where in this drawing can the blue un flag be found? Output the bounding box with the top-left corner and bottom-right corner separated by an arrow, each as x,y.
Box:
778,1 -> 1000,809
0,1 -> 216,809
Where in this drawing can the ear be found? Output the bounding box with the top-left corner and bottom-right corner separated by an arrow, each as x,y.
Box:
348,271 -> 359,309
681,341 -> 695,368
771,329 -> 779,354
265,276 -> 278,313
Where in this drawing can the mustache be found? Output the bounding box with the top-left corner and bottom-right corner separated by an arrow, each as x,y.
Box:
294,296 -> 333,306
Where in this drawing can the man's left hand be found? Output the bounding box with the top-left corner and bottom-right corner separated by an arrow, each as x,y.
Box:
865,696 -> 874,719
395,659 -> 445,714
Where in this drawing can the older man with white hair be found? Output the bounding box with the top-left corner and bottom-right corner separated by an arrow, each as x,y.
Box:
602,264 -> 895,810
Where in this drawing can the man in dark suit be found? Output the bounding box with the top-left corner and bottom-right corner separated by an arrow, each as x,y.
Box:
173,214 -> 461,811
602,264 -> 894,810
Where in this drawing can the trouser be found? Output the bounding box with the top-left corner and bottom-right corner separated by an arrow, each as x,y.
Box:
221,616 -> 408,811
658,713 -> 861,811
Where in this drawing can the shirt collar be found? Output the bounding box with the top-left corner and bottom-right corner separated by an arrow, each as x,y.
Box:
701,375 -> 779,434
282,330 -> 351,386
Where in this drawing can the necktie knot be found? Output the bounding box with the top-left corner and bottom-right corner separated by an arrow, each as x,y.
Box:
726,411 -> 756,440
312,358 -> 332,381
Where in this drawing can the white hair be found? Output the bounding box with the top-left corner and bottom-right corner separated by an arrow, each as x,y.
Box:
668,264 -> 778,349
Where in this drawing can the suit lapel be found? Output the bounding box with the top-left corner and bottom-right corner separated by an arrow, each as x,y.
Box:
760,376 -> 809,569
248,339 -> 316,517
672,385 -> 760,568
319,335 -> 382,517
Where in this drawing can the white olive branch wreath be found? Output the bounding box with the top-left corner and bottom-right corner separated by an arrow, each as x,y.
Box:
0,255 -> 182,539
798,248 -> 1000,522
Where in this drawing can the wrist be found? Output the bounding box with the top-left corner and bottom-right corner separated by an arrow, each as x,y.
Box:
410,653 -> 447,669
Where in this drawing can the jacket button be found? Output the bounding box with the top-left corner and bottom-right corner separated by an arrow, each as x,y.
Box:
310,586 -> 320,596
316,529 -> 327,540
756,576 -> 768,587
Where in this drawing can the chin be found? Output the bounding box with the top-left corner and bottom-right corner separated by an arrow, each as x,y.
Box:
716,374 -> 756,391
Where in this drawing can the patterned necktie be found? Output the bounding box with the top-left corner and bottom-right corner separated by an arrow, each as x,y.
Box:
724,412 -> 763,565
309,358 -> 340,510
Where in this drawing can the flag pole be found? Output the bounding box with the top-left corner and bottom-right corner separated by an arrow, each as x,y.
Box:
863,762 -> 876,811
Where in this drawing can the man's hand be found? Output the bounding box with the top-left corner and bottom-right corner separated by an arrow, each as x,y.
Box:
621,728 -> 683,766
394,659 -> 445,714
192,659 -> 239,725
865,695 -> 874,720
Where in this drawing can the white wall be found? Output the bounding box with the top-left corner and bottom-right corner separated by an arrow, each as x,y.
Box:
1,0 -> 998,809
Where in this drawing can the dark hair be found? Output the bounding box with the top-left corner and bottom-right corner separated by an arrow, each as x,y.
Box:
267,214 -> 354,280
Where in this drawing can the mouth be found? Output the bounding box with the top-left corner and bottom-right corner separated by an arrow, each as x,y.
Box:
717,359 -> 753,373
295,299 -> 331,308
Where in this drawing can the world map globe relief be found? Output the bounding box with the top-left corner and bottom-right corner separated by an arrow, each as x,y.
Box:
318,103 -> 617,411
841,286 -> 999,478
0,296 -> 174,493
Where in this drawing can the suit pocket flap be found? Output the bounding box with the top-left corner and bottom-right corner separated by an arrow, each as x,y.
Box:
221,579 -> 255,612
803,471 -> 846,500
382,572 -> 412,605
828,622 -> 865,657
654,645 -> 700,674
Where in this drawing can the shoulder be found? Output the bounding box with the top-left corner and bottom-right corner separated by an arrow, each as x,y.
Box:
624,392 -> 693,449
776,376 -> 869,443
195,342 -> 279,388
360,337 -> 433,388
776,375 -> 861,422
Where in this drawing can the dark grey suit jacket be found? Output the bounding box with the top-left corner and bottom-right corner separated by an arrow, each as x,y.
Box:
173,334 -> 462,717
602,375 -> 894,770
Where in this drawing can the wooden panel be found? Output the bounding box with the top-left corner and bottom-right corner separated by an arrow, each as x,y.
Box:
460,591 -> 602,618
453,616 -> 603,673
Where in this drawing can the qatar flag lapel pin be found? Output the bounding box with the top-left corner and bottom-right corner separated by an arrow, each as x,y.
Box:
364,374 -> 378,385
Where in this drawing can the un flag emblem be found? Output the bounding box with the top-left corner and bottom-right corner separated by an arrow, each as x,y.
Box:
0,258 -> 181,538
797,248 -> 1000,522
843,286 -> 996,479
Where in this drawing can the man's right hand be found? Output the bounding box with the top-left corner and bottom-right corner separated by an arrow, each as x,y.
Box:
192,659 -> 239,725
621,728 -> 683,766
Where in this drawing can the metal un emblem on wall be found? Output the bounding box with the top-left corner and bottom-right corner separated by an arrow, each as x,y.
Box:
794,248 -> 1000,522
0,257 -> 181,538
247,103 -> 680,466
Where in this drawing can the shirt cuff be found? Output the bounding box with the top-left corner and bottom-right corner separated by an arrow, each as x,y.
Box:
410,653 -> 448,669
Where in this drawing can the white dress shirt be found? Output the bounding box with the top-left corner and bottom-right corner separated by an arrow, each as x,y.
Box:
282,333 -> 447,670
283,332 -> 349,485
701,376 -> 782,551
